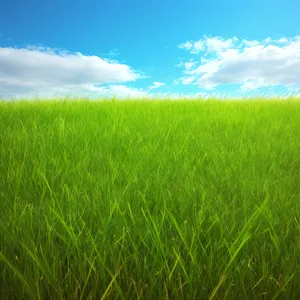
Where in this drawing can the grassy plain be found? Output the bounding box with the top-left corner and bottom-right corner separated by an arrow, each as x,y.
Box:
0,98 -> 300,299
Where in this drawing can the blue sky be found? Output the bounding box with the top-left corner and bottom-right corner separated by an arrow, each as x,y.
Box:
1,0 -> 300,98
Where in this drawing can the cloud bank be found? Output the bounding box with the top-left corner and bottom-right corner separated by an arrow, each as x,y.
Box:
0,46 -> 141,98
177,35 -> 300,92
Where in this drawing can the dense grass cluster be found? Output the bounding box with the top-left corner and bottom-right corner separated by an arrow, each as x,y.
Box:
0,98 -> 300,299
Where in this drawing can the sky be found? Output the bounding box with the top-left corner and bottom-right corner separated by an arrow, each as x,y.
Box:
1,0 -> 300,99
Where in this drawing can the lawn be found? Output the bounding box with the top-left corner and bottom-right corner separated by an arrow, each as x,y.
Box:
0,98 -> 300,299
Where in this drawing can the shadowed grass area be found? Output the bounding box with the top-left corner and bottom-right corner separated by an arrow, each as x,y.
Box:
0,98 -> 300,299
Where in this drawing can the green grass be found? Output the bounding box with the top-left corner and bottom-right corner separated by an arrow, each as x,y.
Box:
0,98 -> 300,299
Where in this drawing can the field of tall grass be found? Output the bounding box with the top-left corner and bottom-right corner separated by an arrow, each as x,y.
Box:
0,98 -> 300,299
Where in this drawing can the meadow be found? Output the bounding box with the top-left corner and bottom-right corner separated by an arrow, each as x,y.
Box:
0,98 -> 300,299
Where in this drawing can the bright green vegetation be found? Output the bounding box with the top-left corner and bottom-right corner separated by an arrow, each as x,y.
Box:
0,99 -> 300,299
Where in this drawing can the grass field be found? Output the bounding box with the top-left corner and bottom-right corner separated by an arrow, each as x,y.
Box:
0,98 -> 300,299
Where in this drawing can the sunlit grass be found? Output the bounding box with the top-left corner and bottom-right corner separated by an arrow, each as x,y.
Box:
0,98 -> 300,299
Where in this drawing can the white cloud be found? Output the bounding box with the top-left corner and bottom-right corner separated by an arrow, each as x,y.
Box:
191,41 -> 205,53
205,36 -> 237,53
264,37 -> 272,43
0,46 -> 141,98
241,39 -> 260,47
109,85 -> 149,98
173,76 -> 196,85
179,36 -> 238,55
181,76 -> 196,85
175,59 -> 197,71
178,41 -> 193,50
148,81 -> 165,90
277,38 -> 288,44
177,35 -> 300,92
184,61 -> 196,70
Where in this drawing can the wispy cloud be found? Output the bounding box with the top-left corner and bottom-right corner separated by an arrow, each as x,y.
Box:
148,81 -> 165,90
178,41 -> 193,51
179,36 -> 238,55
173,76 -> 196,85
107,48 -> 120,57
0,46 -> 141,98
177,35 -> 300,91
109,85 -> 149,98
175,59 -> 197,71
